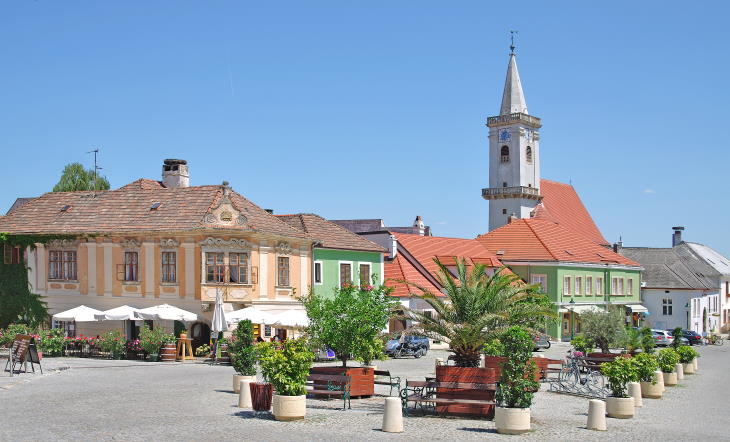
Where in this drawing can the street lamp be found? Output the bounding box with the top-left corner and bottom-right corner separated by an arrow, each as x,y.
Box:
568,297 -> 576,341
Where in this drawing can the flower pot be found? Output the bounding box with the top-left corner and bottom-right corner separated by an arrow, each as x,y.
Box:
663,371 -> 678,386
179,333 -> 187,340
148,353 -> 159,362
640,380 -> 663,399
495,407 -> 531,434
605,397 -> 635,419
683,362 -> 696,375
272,394 -> 306,421
233,374 -> 256,393
250,382 -> 273,412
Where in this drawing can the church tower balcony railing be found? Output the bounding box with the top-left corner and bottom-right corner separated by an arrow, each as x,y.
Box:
487,112 -> 542,128
482,186 -> 542,200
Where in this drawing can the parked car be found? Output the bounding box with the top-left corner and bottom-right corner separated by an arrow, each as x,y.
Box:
679,329 -> 702,345
651,329 -> 673,347
385,335 -> 430,358
533,334 -> 551,351
664,329 -> 691,346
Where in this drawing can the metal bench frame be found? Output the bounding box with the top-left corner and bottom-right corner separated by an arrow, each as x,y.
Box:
400,380 -> 496,417
374,370 -> 401,396
305,374 -> 352,410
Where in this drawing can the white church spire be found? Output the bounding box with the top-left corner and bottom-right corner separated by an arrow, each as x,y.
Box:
499,45 -> 528,115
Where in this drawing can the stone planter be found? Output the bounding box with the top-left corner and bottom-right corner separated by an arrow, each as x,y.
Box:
495,407 -> 531,434
640,379 -> 663,399
663,371 -> 678,386
310,366 -> 374,397
435,365 -> 497,418
683,362 -> 696,375
605,397 -> 635,419
233,374 -> 256,393
272,394 -> 306,421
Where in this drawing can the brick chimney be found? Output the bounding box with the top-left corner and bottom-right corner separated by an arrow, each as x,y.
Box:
672,226 -> 685,247
162,159 -> 189,188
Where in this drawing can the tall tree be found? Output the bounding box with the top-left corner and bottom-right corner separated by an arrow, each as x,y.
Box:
52,163 -> 110,192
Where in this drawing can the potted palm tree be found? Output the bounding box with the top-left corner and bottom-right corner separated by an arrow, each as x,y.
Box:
494,326 -> 539,434
601,356 -> 638,418
657,348 -> 680,386
256,338 -> 314,421
676,346 -> 698,375
632,352 -> 662,399
230,320 -> 257,393
404,259 -> 554,417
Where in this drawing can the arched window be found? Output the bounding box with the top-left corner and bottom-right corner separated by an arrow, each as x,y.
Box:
526,146 -> 533,164
500,145 -> 509,163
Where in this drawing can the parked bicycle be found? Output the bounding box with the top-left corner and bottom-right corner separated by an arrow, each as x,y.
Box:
705,334 -> 724,346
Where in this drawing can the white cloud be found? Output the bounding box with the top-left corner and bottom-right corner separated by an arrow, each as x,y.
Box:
643,189 -> 656,194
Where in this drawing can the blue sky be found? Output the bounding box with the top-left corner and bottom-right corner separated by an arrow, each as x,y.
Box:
1,2 -> 729,255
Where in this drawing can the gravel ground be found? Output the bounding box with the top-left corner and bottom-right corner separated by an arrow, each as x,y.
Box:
0,343 -> 726,441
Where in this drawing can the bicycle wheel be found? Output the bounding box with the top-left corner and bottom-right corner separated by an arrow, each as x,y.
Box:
715,337 -> 724,346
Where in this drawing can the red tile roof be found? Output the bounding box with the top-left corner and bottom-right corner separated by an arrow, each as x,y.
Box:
383,233 -> 506,296
538,179 -> 609,246
276,214 -> 385,253
476,218 -> 639,266
0,180 -> 309,239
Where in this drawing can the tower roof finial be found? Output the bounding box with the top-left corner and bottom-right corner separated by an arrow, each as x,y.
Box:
509,30 -> 518,55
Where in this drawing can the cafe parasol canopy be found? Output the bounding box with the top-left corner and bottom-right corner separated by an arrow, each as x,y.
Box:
137,304 -> 197,322
52,305 -> 104,322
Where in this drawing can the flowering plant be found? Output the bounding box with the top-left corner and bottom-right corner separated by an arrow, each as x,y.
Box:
572,351 -> 584,357
98,330 -> 126,358
126,339 -> 143,353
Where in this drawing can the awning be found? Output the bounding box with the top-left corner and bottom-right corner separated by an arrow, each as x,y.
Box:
94,305 -> 141,321
271,309 -> 309,328
627,304 -> 648,313
137,304 -> 197,322
557,304 -> 605,314
226,307 -> 277,325
52,305 -> 104,322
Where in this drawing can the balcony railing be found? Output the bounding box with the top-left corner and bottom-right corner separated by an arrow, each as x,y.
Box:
487,112 -> 542,128
481,186 -> 542,200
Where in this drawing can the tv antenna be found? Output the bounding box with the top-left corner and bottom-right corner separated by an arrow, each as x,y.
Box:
86,148 -> 102,196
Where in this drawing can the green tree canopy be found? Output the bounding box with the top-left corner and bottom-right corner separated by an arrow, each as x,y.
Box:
52,162 -> 110,192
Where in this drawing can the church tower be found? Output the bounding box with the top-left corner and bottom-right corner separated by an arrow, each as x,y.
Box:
482,45 -> 543,231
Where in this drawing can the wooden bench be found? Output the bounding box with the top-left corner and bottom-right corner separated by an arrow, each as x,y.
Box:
578,356 -> 615,372
374,370 -> 401,396
306,373 -> 351,410
401,380 -> 496,417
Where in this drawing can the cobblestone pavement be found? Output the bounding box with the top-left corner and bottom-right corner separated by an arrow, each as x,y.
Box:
1,343 -> 727,441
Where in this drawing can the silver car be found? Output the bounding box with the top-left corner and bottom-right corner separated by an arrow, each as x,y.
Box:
652,329 -> 673,347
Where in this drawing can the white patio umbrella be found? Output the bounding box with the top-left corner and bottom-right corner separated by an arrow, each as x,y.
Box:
271,309 -> 309,328
137,304 -> 197,322
210,289 -> 227,334
226,307 -> 276,325
94,305 -> 141,321
52,305 -> 104,322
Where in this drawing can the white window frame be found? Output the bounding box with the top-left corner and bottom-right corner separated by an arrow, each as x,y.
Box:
662,298 -> 673,316
530,274 -> 548,293
627,278 -> 633,296
618,278 -> 625,296
563,276 -> 571,296
596,277 -> 603,295
585,276 -> 593,295
358,262 -> 371,286
338,261 -> 353,287
575,276 -> 583,296
313,261 -> 323,285
160,250 -> 178,284
611,277 -> 618,295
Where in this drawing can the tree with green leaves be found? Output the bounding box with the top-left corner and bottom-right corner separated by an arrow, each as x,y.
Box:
230,320 -> 257,376
52,163 -> 110,192
302,281 -> 397,368
580,305 -> 625,353
404,259 -> 555,367
495,326 -> 539,408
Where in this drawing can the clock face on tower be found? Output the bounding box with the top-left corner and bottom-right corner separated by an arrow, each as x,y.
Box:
498,129 -> 511,142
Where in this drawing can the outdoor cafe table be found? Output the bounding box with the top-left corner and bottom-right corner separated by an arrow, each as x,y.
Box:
176,338 -> 194,362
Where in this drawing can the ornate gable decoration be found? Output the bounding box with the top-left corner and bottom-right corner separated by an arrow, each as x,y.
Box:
202,182 -> 248,228
47,239 -> 79,249
121,238 -> 140,249
160,238 -> 180,248
200,237 -> 253,250
275,241 -> 292,255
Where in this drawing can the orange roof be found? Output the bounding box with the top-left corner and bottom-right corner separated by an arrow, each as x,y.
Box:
275,214 -> 385,253
538,179 -> 609,246
476,218 -> 640,266
385,254 -> 442,297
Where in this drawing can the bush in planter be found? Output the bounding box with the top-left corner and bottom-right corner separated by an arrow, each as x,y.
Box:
657,348 -> 680,373
404,259 -> 555,367
639,327 -> 655,354
37,328 -> 65,356
98,330 -> 126,358
631,352 -> 659,383
256,338 -> 314,396
495,327 -> 539,408
230,320 -> 257,376
303,281 -> 397,368
600,355 -> 637,398
570,334 -> 594,355
676,345 -> 698,364
138,325 -> 165,359
670,327 -> 684,350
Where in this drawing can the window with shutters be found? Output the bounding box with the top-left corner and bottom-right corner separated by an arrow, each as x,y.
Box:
340,262 -> 352,286
277,256 -> 290,287
49,250 -> 77,281
359,263 -> 371,286
161,251 -> 176,283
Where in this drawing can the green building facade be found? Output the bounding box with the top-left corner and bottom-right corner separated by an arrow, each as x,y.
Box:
311,248 -> 383,298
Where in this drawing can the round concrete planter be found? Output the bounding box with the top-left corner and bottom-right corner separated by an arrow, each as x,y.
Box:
683,362 -> 696,375
605,397 -> 635,419
640,380 -> 663,399
663,371 -> 678,386
272,394 -> 307,421
233,375 -> 256,393
495,407 -> 531,435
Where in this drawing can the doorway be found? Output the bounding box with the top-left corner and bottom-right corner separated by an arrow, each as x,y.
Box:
190,322 -> 211,351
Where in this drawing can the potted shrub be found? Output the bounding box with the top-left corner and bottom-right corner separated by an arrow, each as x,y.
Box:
494,326 -> 539,435
404,259 -> 554,417
139,324 -> 164,361
303,281 -> 396,397
632,352 -> 662,399
178,328 -> 188,340
98,330 -> 126,359
256,338 -> 314,421
570,334 -> 594,355
230,320 -> 257,393
657,348 -> 680,386
676,345 -> 698,375
601,355 -> 638,418
37,328 -> 65,357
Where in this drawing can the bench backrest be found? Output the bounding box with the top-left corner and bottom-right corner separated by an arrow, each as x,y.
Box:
306,374 -> 351,384
406,380 -> 496,391
373,370 -> 391,377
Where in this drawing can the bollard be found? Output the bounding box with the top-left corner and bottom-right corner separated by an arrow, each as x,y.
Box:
628,382 -> 643,408
586,399 -> 606,431
382,397 -> 404,433
238,379 -> 253,409
694,357 -> 698,371
480,354 -> 485,367
435,357 -> 444,372
675,363 -> 684,380
655,370 -> 665,392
